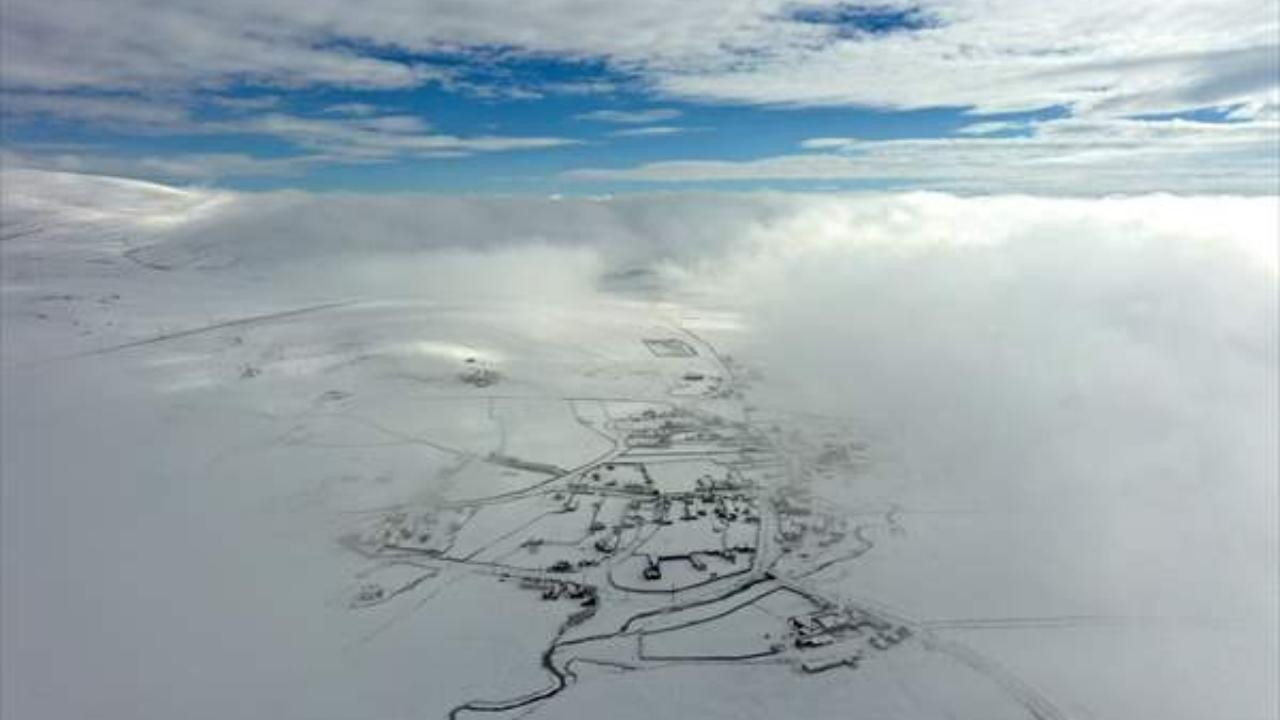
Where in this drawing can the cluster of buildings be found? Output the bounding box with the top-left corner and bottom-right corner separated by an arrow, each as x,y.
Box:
350,583 -> 387,608
362,507 -> 468,556
458,357 -> 500,387
785,606 -> 913,672
519,576 -> 597,603
514,576 -> 599,628
613,407 -> 756,451
770,485 -> 851,555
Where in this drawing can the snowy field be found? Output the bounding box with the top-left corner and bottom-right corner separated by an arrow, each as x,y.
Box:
2,169 -> 1276,720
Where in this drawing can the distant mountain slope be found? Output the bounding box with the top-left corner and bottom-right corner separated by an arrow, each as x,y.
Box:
2,168 -> 229,236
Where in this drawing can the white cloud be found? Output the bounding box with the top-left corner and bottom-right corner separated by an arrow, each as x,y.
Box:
319,102 -> 379,116
1,148 -> 325,181
206,95 -> 283,111
0,0 -> 444,91
607,125 -> 687,137
1,1 -> 1274,118
540,80 -> 622,96
0,92 -> 193,127
798,137 -> 861,150
577,108 -> 683,124
568,116 -> 1280,194
2,0 -> 1275,193
954,120 -> 1026,136
1,106 -> 581,180
237,113 -> 578,159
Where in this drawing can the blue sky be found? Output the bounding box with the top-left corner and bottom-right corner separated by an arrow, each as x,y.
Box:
1,1 -> 1276,194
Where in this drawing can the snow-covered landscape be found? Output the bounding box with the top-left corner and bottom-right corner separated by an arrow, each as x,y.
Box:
2,168 -> 1275,719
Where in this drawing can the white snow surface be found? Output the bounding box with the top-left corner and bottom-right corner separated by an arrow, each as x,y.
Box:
2,169 -> 1277,720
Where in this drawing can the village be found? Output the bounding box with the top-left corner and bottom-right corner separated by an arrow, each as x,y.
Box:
345,335 -> 914,711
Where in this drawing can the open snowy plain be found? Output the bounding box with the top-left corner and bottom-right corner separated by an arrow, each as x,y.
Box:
2,169 -> 1276,719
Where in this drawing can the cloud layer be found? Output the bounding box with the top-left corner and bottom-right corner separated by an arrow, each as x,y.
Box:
3,1 -> 1275,117
568,115 -> 1280,193
2,1 -> 1276,189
